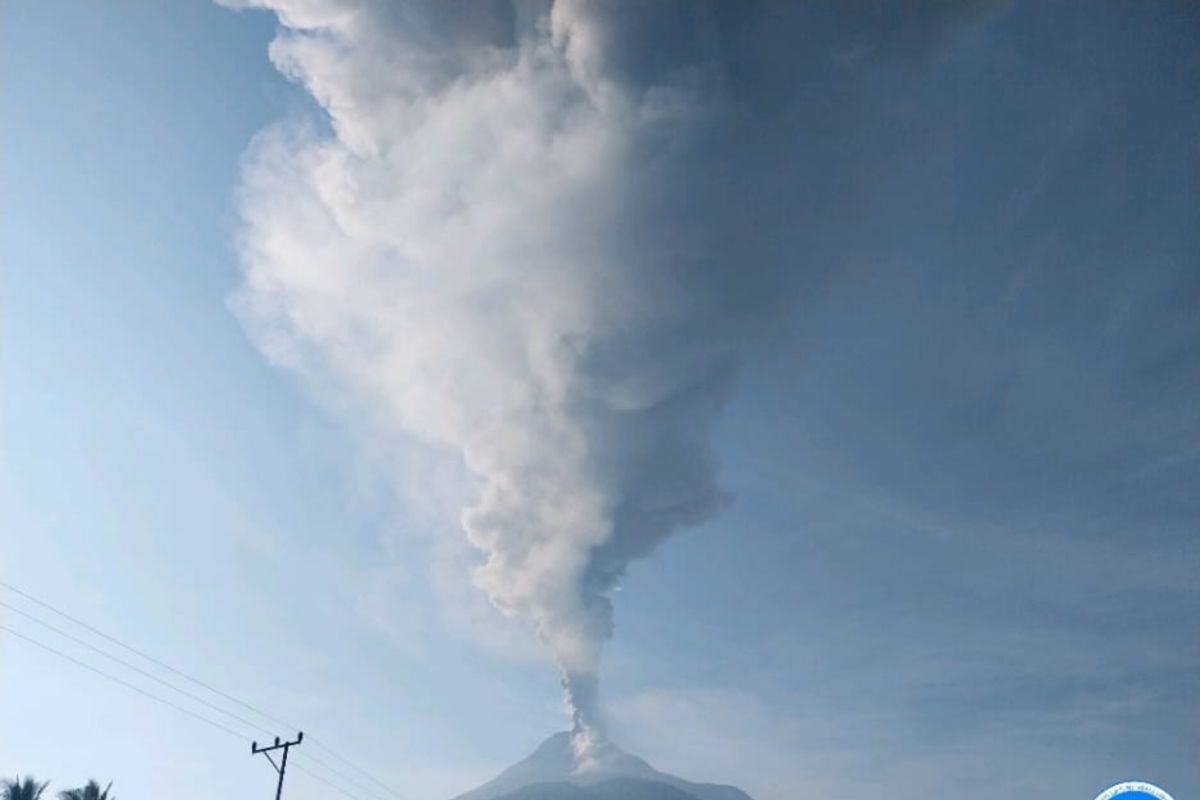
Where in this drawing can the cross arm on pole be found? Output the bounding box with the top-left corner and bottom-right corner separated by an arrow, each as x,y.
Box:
253,732 -> 304,754
252,731 -> 304,800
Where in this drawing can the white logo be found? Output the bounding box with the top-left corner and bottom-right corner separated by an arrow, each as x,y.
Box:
1094,781 -> 1176,800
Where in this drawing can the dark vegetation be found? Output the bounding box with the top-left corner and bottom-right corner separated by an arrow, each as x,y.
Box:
2,777 -> 114,800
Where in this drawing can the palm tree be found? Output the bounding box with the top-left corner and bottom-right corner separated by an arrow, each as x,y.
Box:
56,782 -> 112,800
2,777 -> 49,800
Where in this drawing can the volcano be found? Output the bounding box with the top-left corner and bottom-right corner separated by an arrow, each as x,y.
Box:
451,732 -> 754,800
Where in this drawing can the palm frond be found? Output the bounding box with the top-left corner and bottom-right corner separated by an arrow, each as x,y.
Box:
5,776 -> 49,800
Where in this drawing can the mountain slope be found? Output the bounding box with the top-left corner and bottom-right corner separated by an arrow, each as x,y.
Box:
490,783 -> 596,800
451,732 -> 753,800
494,778 -> 701,800
589,777 -> 706,800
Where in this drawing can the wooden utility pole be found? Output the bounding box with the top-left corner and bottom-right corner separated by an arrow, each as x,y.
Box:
252,732 -> 304,800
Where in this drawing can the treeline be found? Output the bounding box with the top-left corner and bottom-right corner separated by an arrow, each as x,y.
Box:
3,777 -> 114,800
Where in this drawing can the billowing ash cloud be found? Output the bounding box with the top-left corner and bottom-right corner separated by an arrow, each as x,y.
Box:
222,0 -> 998,743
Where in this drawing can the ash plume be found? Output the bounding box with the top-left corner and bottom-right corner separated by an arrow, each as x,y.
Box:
223,0 -> 999,745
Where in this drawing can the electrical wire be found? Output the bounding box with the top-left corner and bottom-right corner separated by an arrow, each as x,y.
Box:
1,624 -> 376,800
0,580 -> 409,800
0,624 -> 252,741
1,599 -> 395,800
295,764 -> 375,800
0,580 -> 298,725
1,598 -> 282,737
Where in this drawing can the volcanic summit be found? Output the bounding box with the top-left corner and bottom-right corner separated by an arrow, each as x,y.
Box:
451,732 -> 754,800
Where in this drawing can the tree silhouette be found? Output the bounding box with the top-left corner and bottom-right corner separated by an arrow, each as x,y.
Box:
56,782 -> 112,800
2,776 -> 49,800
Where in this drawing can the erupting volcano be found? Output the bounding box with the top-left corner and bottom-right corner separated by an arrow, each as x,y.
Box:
452,732 -> 754,800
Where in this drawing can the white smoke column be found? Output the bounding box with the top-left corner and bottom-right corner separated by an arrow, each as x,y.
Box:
222,0 -> 997,748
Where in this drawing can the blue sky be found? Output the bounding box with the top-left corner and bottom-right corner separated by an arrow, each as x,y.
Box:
2,3 -> 1197,800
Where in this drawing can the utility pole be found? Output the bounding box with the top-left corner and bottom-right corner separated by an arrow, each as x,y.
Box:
252,732 -> 304,800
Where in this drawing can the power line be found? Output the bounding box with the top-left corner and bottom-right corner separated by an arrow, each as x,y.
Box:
301,746 -> 399,800
0,579 -> 299,727
0,580 -> 408,800
0,624 -> 251,741
295,763 -> 376,800
298,744 -> 400,800
1,598 -> 394,800
0,598 -> 282,737
0,595 -> 402,800
308,737 -> 411,800
2,625 -> 375,800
